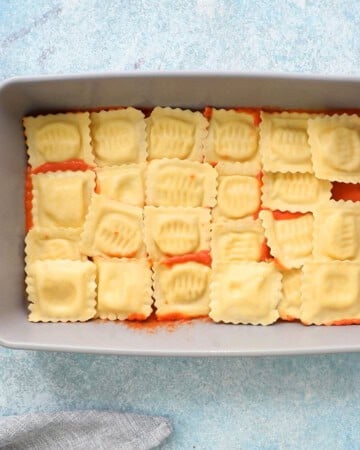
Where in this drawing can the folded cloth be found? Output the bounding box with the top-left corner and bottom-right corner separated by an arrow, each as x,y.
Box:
0,411 -> 172,450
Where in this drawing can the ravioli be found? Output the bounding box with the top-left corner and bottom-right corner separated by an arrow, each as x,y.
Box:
211,219 -> 264,264
313,201 -> 360,261
261,172 -> 331,213
301,262 -> 360,325
96,164 -> 145,206
95,257 -> 152,320
25,227 -> 85,263
147,107 -> 207,160
209,262 -> 282,325
260,112 -> 314,173
23,112 -> 94,168
146,158 -> 217,207
80,194 -> 145,258
153,261 -> 211,318
278,269 -> 302,321
260,210 -> 313,269
144,206 -> 211,260
32,170 -> 95,228
204,109 -> 259,165
26,259 -> 96,322
308,114 -> 360,182
90,108 -> 146,166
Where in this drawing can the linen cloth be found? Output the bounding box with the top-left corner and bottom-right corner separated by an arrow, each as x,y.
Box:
0,411 -> 172,449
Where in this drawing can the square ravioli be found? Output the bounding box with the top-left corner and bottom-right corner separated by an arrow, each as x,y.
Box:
301,262 -> 360,325
261,172 -> 331,213
144,206 -> 211,260
259,210 -> 313,269
146,107 -> 207,161
23,112 -> 94,168
32,170 -> 95,228
209,262 -> 282,325
26,259 -> 96,322
211,219 -> 264,264
95,258 -> 152,320
204,108 -> 260,165
153,260 -> 211,319
313,201 -> 360,261
214,163 -> 261,220
95,164 -> 145,207
146,158 -> 217,207
90,108 -> 146,166
25,227 -> 85,263
278,269 -> 302,321
260,112 -> 314,173
80,194 -> 145,258
308,114 -> 360,182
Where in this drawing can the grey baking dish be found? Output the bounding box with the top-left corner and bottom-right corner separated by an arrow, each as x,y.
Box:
0,72 -> 360,356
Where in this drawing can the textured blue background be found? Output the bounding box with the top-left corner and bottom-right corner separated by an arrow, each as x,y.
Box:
1,1 -> 360,449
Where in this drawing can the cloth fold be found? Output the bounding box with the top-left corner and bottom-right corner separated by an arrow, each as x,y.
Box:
0,411 -> 172,450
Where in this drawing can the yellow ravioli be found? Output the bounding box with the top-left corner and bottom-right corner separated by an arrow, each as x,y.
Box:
25,227 -> 85,263
211,219 -> 264,264
209,262 -> 282,325
26,259 -> 96,322
313,201 -> 360,261
23,112 -> 93,168
146,158 -> 217,207
90,108 -> 146,166
216,175 -> 260,220
204,109 -> 259,165
153,261 -> 211,318
259,210 -> 313,269
147,107 -> 207,160
278,269 -> 302,321
308,114 -> 360,182
260,112 -> 314,173
32,170 -> 95,228
95,258 -> 152,321
95,164 -> 145,207
144,206 -> 211,260
261,172 -> 331,213
301,262 -> 360,325
80,194 -> 145,258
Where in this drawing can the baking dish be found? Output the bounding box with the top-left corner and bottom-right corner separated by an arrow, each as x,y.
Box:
1,72 -> 360,356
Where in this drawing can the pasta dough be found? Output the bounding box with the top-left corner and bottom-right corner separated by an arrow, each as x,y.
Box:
25,227 -> 85,263
95,164 -> 145,206
144,206 -> 211,260
260,210 -> 313,269
308,114 -> 360,182
204,109 -> 259,165
24,112 -> 94,168
301,262 -> 360,325
209,262 -> 282,325
146,158 -> 217,207
95,257 -> 152,320
26,259 -> 96,322
278,269 -> 302,321
313,201 -> 360,261
153,261 -> 211,318
211,219 -> 264,264
260,112 -> 314,173
90,108 -> 146,166
147,107 -> 207,160
261,172 -> 331,213
81,194 -> 145,258
32,170 -> 95,228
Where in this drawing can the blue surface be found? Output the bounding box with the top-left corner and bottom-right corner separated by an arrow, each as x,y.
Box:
1,1 -> 360,448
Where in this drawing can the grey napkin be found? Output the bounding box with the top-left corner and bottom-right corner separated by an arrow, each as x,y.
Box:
0,411 -> 172,450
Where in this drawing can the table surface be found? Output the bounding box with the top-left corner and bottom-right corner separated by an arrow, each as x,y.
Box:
1,1 -> 360,449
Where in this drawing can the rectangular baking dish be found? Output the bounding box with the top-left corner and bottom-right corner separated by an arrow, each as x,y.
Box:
1,72 -> 360,356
